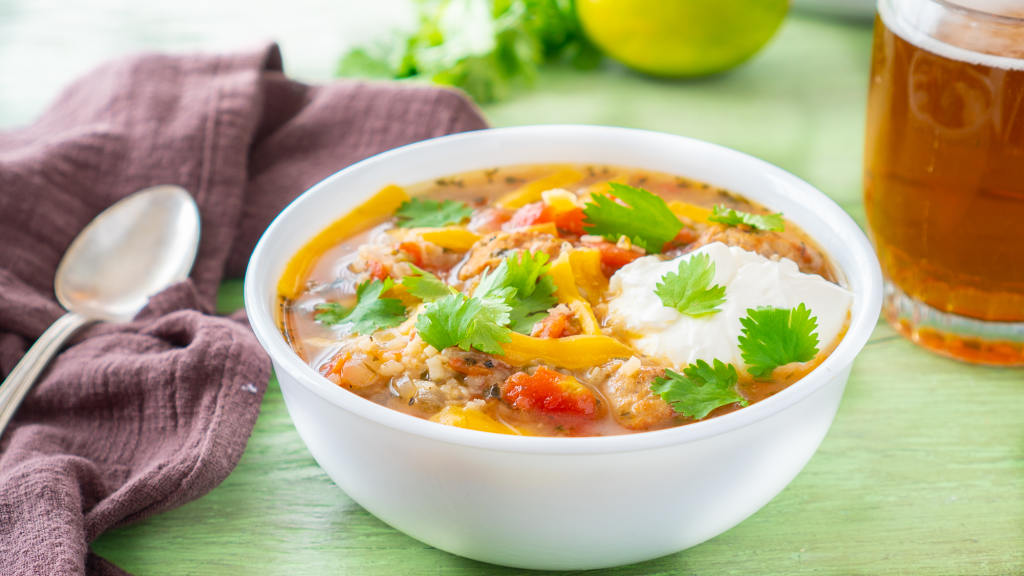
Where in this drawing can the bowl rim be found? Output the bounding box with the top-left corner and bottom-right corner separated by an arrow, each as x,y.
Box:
244,125 -> 882,455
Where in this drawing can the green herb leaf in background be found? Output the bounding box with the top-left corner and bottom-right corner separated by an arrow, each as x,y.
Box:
336,0 -> 600,103
650,359 -> 747,420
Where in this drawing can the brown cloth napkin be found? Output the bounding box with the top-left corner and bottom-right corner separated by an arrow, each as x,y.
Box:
0,44 -> 487,575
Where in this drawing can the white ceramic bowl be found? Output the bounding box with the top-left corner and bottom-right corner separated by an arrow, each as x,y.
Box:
244,125 -> 882,570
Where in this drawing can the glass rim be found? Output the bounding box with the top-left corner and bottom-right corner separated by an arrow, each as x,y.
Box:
881,0 -> 1024,67
932,0 -> 1024,24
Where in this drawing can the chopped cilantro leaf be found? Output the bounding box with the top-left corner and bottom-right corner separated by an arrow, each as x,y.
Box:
650,359 -> 747,420
401,264 -> 455,302
655,253 -> 727,317
582,182 -> 683,253
314,278 -> 407,334
708,205 -> 785,232
413,251 -> 558,353
312,302 -> 352,326
395,198 -> 474,229
738,303 -> 820,378
415,292 -> 511,355
474,251 -> 558,334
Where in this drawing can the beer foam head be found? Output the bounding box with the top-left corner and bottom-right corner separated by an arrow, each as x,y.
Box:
880,0 -> 1024,70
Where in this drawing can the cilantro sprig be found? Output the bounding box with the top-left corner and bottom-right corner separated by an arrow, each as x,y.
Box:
650,359 -> 748,420
655,253 -> 727,317
395,198 -> 474,229
401,264 -> 455,302
474,251 -> 558,334
582,182 -> 684,253
738,304 -> 820,377
708,205 -> 785,232
414,250 -> 558,354
415,293 -> 511,355
315,278 -> 407,335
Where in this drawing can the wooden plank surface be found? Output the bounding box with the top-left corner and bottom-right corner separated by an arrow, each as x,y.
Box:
3,3 -> 1022,573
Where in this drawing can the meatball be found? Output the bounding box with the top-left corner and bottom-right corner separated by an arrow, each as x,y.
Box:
457,229 -> 566,281
597,358 -> 673,431
690,225 -> 831,280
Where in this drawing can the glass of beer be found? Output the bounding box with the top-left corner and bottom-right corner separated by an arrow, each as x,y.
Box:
864,0 -> 1024,365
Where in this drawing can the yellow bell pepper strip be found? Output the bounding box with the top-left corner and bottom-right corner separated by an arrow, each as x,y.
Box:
522,222 -> 559,236
278,184 -> 410,299
431,405 -> 523,435
567,248 -> 607,302
416,226 -> 481,252
500,333 -> 634,370
497,168 -> 583,210
541,188 -> 580,213
547,252 -> 601,334
566,300 -> 601,335
548,252 -> 582,301
668,200 -> 713,224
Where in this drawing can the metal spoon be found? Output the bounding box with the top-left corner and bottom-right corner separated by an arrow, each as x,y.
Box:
0,185 -> 200,437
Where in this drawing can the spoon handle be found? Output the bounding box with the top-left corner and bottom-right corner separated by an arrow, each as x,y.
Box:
0,312 -> 93,439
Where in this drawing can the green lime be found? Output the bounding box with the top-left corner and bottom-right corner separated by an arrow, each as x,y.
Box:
576,0 -> 789,77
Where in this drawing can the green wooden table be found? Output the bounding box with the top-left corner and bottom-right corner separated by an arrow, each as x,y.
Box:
5,6 -> 1023,574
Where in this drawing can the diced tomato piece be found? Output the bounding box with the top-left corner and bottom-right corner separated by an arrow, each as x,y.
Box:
592,241 -> 644,273
367,259 -> 388,280
320,351 -> 351,379
502,366 -> 597,417
665,227 -> 699,250
506,201 -> 554,230
531,312 -> 569,339
470,207 -> 512,233
398,241 -> 425,267
553,207 -> 586,236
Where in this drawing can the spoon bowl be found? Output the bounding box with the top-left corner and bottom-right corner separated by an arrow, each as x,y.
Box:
56,185 -> 200,322
0,184 -> 201,438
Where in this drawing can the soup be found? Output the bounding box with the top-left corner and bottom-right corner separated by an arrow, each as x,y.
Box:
278,164 -> 851,436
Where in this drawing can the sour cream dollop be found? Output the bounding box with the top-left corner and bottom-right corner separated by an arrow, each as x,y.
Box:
606,242 -> 853,370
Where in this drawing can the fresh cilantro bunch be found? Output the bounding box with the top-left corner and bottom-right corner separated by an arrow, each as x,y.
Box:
473,250 -> 558,333
738,304 -> 820,377
336,0 -> 600,104
708,205 -> 785,232
415,250 -> 558,353
655,252 -> 726,317
582,182 -> 684,253
315,278 -> 407,334
650,359 -> 747,420
395,198 -> 474,229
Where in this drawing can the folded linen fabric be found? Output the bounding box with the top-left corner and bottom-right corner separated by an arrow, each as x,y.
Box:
0,43 -> 487,575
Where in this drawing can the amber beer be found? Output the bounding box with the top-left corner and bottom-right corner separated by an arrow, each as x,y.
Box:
864,0 -> 1024,364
